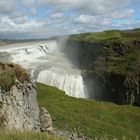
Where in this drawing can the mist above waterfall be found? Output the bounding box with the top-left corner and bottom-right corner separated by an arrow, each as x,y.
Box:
0,40 -> 88,98
58,36 -> 102,100
57,36 -> 80,67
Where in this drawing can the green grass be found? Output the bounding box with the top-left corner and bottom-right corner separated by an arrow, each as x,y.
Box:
71,30 -> 122,42
70,28 -> 140,43
0,131 -> 65,140
37,83 -> 140,139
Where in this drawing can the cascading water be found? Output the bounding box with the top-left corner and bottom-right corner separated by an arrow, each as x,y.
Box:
0,40 -> 88,98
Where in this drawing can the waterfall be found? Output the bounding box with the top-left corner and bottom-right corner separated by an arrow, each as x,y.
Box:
0,40 -> 88,98
37,68 -> 88,98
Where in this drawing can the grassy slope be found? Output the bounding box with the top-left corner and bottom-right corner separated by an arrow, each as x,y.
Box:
37,83 -> 140,139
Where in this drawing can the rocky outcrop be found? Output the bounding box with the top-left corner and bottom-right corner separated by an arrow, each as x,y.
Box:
0,76 -> 53,132
40,107 -> 53,132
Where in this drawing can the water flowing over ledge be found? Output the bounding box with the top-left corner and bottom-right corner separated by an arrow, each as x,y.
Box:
0,40 -> 88,98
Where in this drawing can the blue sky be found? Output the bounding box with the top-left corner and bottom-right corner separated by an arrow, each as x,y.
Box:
0,0 -> 140,39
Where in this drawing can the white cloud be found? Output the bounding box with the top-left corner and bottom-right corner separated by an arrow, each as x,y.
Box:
31,8 -> 37,16
9,11 -> 25,19
0,16 -> 45,32
21,0 -> 36,7
0,0 -> 139,39
13,16 -> 28,24
75,15 -> 95,24
38,0 -> 132,14
102,18 -> 112,25
0,0 -> 16,14
112,9 -> 135,19
50,12 -> 63,18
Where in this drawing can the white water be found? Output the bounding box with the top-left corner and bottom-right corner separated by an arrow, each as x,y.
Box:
0,40 -> 88,98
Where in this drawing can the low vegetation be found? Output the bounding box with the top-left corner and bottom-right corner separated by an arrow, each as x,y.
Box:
70,28 -> 140,42
71,30 -> 122,42
37,83 -> 140,139
0,131 -> 65,140
0,62 -> 29,91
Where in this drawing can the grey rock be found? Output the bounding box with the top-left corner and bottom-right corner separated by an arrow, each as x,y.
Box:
0,79 -> 53,132
53,128 -> 93,140
40,107 -> 53,132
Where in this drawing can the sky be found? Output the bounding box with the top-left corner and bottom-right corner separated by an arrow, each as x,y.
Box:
0,0 -> 140,39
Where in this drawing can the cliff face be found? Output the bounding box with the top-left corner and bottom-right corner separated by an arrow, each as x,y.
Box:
63,29 -> 140,105
0,80 -> 40,131
0,63 -> 52,132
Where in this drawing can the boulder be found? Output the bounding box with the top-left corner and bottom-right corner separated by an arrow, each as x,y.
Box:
40,107 -> 53,132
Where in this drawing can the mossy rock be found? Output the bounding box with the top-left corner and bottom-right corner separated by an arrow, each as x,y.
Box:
0,62 -> 29,91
